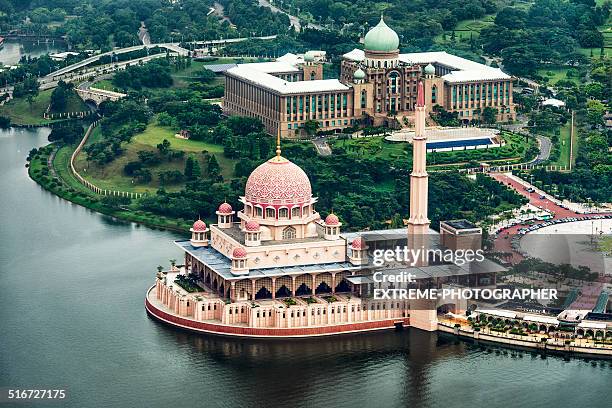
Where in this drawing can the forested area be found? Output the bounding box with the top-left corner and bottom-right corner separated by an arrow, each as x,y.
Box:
480,0 -> 609,76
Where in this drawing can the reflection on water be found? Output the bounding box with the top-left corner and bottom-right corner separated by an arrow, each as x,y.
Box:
0,39 -> 66,66
0,127 -> 611,408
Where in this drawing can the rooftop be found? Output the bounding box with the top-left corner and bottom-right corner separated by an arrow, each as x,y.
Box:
342,49 -> 511,83
226,65 -> 350,95
218,223 -> 327,246
441,219 -> 480,231
176,240 -> 360,280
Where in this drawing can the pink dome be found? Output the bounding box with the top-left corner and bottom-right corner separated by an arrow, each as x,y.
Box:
245,157 -> 312,205
245,220 -> 260,231
218,202 -> 233,214
325,213 -> 339,225
351,237 -> 366,249
192,219 -> 207,232
232,247 -> 247,258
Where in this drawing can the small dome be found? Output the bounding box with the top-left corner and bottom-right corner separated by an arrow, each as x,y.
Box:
192,219 -> 207,232
232,247 -> 247,258
325,213 -> 340,225
424,63 -> 435,75
353,68 -> 366,80
351,237 -> 366,250
218,202 -> 233,214
364,16 -> 399,52
245,156 -> 312,205
245,220 -> 260,231
304,51 -> 315,62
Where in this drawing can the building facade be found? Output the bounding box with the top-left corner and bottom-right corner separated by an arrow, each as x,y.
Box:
223,17 -> 515,138
146,85 -> 503,337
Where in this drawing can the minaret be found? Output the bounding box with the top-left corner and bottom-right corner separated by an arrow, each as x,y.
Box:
407,82 -> 430,251
407,82 -> 438,333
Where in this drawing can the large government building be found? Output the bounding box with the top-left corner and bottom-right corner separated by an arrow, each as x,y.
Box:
223,16 -> 515,138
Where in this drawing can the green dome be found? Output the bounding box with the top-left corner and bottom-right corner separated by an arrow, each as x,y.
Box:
353,68 -> 366,80
424,63 -> 435,75
304,51 -> 315,62
364,16 -> 399,52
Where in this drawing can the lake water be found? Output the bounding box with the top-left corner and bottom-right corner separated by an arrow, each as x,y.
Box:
0,39 -> 66,66
1,127 -> 611,408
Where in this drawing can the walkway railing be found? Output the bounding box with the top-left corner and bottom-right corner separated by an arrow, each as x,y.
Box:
69,121 -> 146,199
462,162 -> 570,174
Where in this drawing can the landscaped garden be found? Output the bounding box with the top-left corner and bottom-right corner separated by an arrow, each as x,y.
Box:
330,131 -> 538,168
74,120 -> 236,194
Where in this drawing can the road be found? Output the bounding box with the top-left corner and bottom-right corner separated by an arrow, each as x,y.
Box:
41,43 -> 189,81
257,0 -> 322,31
533,135 -> 551,164
212,2 -> 233,25
39,52 -> 168,91
138,21 -> 151,46
312,136 -> 331,156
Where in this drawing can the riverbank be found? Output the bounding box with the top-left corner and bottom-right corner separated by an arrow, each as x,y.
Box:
27,141 -> 191,233
0,90 -> 89,127
438,321 -> 612,358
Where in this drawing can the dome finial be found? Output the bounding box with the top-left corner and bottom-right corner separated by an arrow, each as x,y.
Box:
275,132 -> 281,159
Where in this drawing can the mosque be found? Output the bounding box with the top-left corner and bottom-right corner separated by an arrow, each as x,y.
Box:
223,16 -> 515,138
145,83 -> 504,337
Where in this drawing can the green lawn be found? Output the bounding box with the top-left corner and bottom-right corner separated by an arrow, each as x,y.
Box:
91,79 -> 116,92
434,14 -> 496,44
548,123 -> 572,167
537,67 -> 581,85
75,121 -> 236,194
331,136 -> 409,160
0,90 -> 53,125
0,88 -> 89,124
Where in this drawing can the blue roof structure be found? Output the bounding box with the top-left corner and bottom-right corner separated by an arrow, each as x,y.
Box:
427,138 -> 494,150
175,240 -> 361,280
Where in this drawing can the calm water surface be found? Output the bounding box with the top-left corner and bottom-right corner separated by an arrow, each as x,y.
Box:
1,128 -> 611,408
0,40 -> 66,66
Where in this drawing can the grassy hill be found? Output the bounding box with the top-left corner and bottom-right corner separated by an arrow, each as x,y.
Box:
74,121 -> 236,194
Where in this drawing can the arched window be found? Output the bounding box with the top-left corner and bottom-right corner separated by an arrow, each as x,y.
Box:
310,71 -> 316,80
282,226 -> 296,240
265,207 -> 275,219
255,207 -> 263,217
360,90 -> 367,109
278,208 -> 289,219
387,72 -> 400,94
431,85 -> 437,104
291,206 -> 300,218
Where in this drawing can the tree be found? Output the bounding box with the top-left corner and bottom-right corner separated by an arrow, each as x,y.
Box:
586,100 -> 605,126
48,122 -> 83,145
50,85 -> 67,112
184,156 -> 200,180
482,107 -> 497,125
157,139 -> 171,156
207,154 -> 221,179
304,120 -> 320,137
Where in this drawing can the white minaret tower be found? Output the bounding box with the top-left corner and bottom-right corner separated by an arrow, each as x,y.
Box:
407,82 -> 438,332
407,81 -> 430,235
407,82 -> 430,252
